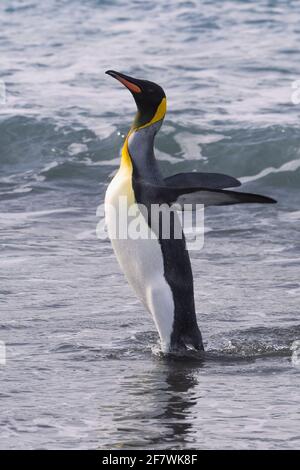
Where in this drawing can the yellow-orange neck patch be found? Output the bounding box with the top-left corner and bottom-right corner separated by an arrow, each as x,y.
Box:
119,97 -> 167,171
120,132 -> 133,172
137,97 -> 167,131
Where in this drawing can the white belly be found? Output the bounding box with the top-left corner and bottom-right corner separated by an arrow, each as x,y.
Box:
104,171 -> 175,351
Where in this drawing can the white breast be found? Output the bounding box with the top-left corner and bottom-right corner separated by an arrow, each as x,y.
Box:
104,170 -> 175,352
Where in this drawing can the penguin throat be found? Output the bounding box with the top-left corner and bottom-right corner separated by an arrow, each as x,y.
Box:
126,122 -> 162,182
132,109 -> 154,129
132,97 -> 167,131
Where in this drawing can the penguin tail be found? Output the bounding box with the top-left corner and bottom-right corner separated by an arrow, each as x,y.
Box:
171,324 -> 204,352
183,327 -> 204,351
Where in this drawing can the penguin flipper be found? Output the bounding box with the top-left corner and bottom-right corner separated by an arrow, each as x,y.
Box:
135,179 -> 277,208
164,172 -> 241,189
174,187 -> 277,208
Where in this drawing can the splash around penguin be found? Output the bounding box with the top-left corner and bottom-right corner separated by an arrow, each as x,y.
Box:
104,70 -> 276,354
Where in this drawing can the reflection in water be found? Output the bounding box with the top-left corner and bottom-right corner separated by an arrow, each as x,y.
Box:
158,362 -> 200,445
101,358 -> 204,449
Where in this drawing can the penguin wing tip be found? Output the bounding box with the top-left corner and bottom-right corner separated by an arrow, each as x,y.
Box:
252,194 -> 277,204
261,196 -> 277,204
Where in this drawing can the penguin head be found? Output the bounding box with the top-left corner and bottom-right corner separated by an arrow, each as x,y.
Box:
106,70 -> 166,129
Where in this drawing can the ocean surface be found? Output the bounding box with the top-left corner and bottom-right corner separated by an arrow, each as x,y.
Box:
1,0 -> 300,450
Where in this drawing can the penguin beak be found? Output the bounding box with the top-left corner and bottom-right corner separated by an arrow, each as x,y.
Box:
105,70 -> 142,94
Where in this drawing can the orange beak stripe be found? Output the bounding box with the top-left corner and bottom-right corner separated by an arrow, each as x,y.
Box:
117,76 -> 142,93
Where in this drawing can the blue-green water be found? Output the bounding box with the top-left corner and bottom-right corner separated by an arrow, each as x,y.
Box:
0,0 -> 300,450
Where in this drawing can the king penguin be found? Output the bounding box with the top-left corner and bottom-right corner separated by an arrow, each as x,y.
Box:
104,70 -> 276,353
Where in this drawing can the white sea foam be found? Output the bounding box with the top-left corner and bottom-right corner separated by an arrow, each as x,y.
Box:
240,158 -> 300,184
68,143 -> 89,155
0,208 -> 80,225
